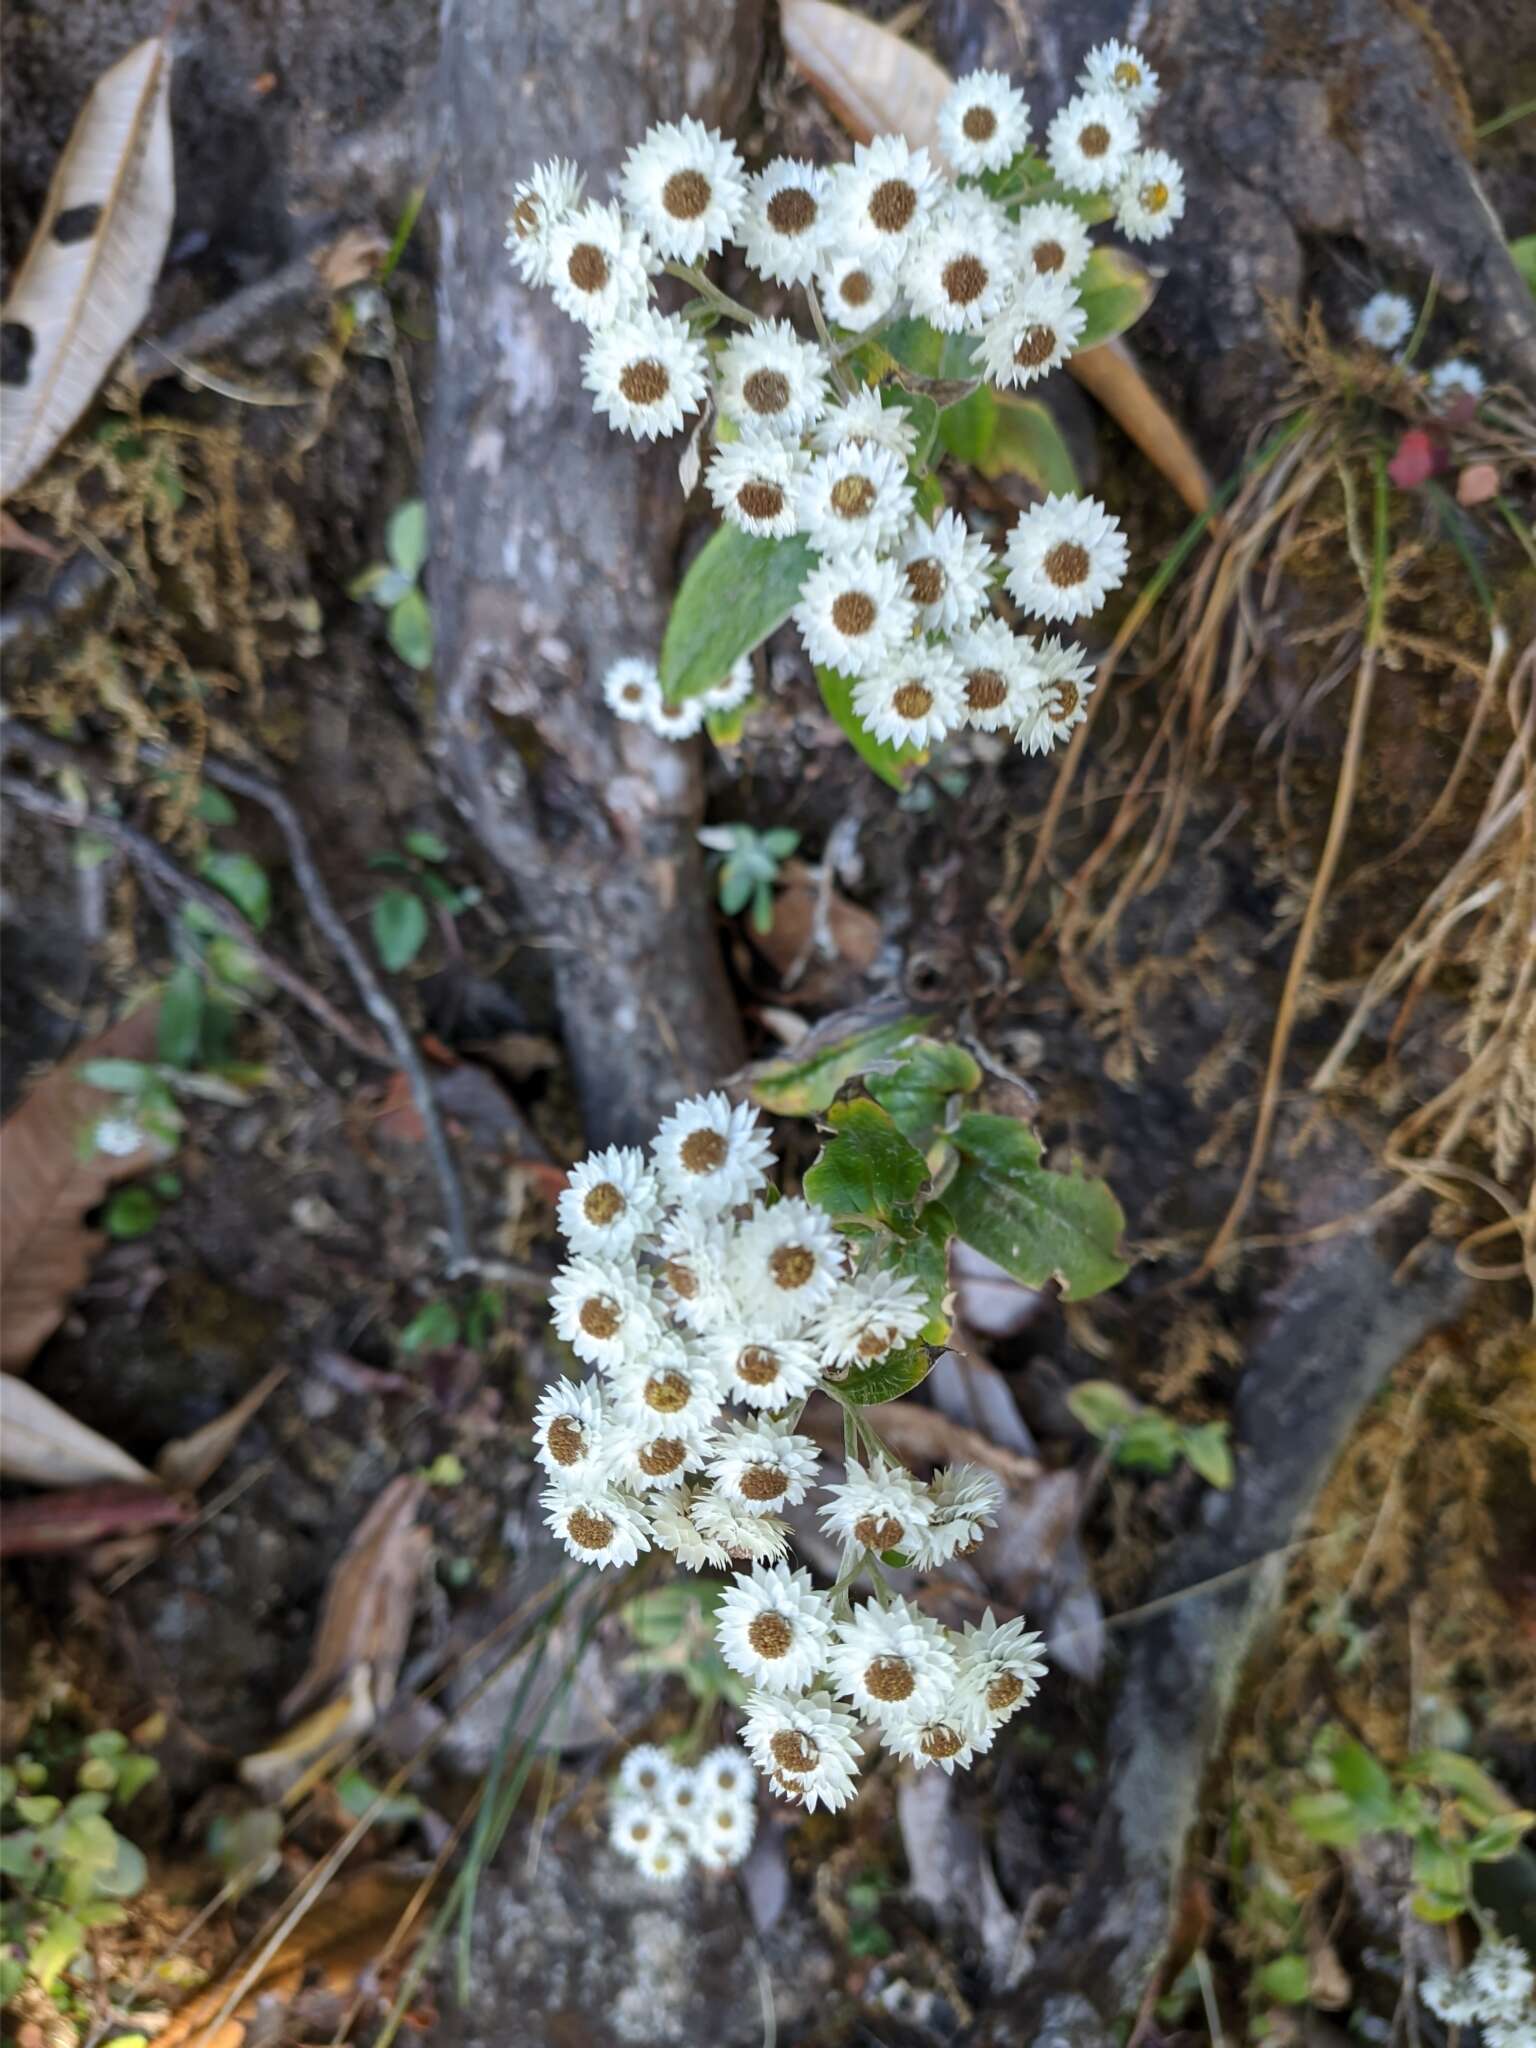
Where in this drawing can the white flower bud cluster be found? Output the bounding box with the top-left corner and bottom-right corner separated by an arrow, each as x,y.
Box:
607,1743 -> 757,1885
540,1095 -> 1049,1821
1354,291 -> 1486,412
507,47 -> 1189,761
1422,1931 -> 1535,2046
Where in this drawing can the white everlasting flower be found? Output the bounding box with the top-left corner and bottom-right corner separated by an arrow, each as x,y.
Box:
532,1376 -> 612,1481
836,134 -> 944,258
692,1490 -> 791,1565
549,200 -> 656,327
852,640 -> 966,751
977,273 -> 1087,391
706,436 -> 805,540
937,69 -> 1032,175
647,1487 -> 732,1570
550,1255 -> 658,1370
640,1832 -> 692,1886
716,320 -> 831,439
818,251 -> 902,333
1115,149 -> 1186,243
1469,1937 -> 1535,2016
740,159 -> 833,285
794,549 -> 918,678
1004,493 -> 1128,622
663,1763 -> 708,1832
93,1115 -> 146,1158
1356,290 -> 1414,350
951,617 -> 1044,733
1015,202 -> 1095,285
654,1208 -> 740,1331
731,1197 -> 848,1331
1078,39 -> 1161,115
616,1742 -> 678,1803
1488,2020 -> 1536,2048
653,1091 -> 775,1213
603,655 -> 664,725
716,1560 -> 835,1692
816,1269 -> 931,1374
696,1744 -> 756,1803
700,654 -> 756,714
1427,358 -> 1485,406
557,1143 -> 662,1256
898,510 -> 995,635
880,1697 -> 993,1774
1046,91 -> 1139,194
505,158 -> 586,287
819,1458 -> 935,1556
583,309 -> 709,441
611,1336 -> 724,1433
743,1688 -> 864,1812
908,1463 -> 1006,1568
609,1795 -> 668,1863
642,687 -> 709,744
798,439 -> 915,559
1015,635 -> 1097,754
812,387 -> 921,462
1420,1969 -> 1482,2025
692,1791 -> 757,1870
904,192 -> 1012,334
540,1479 -> 652,1569
707,1415 -> 823,1510
620,117 -> 746,264
712,1328 -> 825,1410
828,1597 -> 957,1725
953,1608 -> 1049,1724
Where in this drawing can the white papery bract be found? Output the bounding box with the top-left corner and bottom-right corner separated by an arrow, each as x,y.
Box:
835,134 -> 944,257
1115,149 -> 1186,243
829,1597 -> 958,1724
541,1480 -> 652,1568
898,511 -> 995,636
938,69 -> 1032,174
953,1608 -> 1050,1724
557,1143 -> 662,1256
654,1207 -> 739,1331
1468,1936 -> 1535,2015
605,1410 -> 710,1496
712,1328 -> 825,1410
697,1745 -> 757,1803
904,191 -> 1012,333
609,1795 -> 667,1863
641,1833 -> 691,1885
643,689 -> 708,743
602,655 -> 662,726
731,1197 -> 847,1330
616,1743 -> 677,1803
978,272 -> 1087,391
1046,90 -> 1139,194
1016,634 -> 1097,754
647,1487 -> 732,1570
701,655 -> 756,714
880,1699 -> 992,1774
813,387 -> 921,462
550,1255 -> 658,1370
852,641 -> 967,751
692,1790 -> 757,1870
706,435 -> 804,540
653,1091 -> 775,1213
819,1458 -> 935,1556
818,251 -> 903,333
817,1268 -> 932,1373
717,1560 -> 836,1691
1428,358 -> 1485,406
1004,493 -> 1128,622
611,1337 -> 723,1431
532,1377 -> 612,1481
951,617 -> 1045,733
716,319 -> 831,438
548,200 -> 656,327
691,1491 -> 791,1565
743,1688 -> 864,1812
909,1463 -> 1007,1568
741,158 -> 833,285
1356,290 -> 1414,349
795,549 -> 918,678
621,117 -> 746,264
798,439 -> 915,558
1015,201 -> 1095,284
1078,39 -> 1161,115
582,310 -> 709,441
506,158 -> 586,286
707,1415 -> 823,1510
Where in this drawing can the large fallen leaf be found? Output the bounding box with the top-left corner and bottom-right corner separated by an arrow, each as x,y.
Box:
0,1005 -> 163,1371
156,1364 -> 289,1493
279,1475 -> 429,1725
0,1374 -> 156,1487
0,37 -> 175,497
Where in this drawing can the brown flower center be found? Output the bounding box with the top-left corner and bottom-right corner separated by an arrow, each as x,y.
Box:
1047,681 -> 1081,723
855,1325 -> 896,1359
567,1507 -> 615,1550
582,1180 -> 624,1225
1079,122 -> 1111,158
628,1816 -> 653,1842
831,590 -> 877,636
854,1513 -> 906,1551
864,1655 -> 915,1703
738,480 -> 785,522
892,681 -> 934,720
1114,59 -> 1142,88
830,473 -> 877,519
1043,541 -> 1091,589
546,1414 -> 586,1466
743,368 -> 791,416
512,196 -> 541,238
838,268 -> 875,309
1014,324 -> 1057,368
679,1126 -> 729,1174
769,1730 -> 819,1774
578,1296 -> 621,1340
738,1346 -> 781,1387
644,1370 -> 691,1414
635,1764 -> 661,1791
766,187 -> 817,234
921,1723 -> 964,1761
747,1611 -> 793,1658
769,1244 -> 816,1290
965,668 -> 1008,712
1031,237 -> 1066,274
639,1436 -> 688,1476
662,168 -> 712,220
986,1672 -> 1025,1712
942,254 -> 989,305
962,105 -> 998,142
905,557 -> 945,606
1140,179 -> 1170,213
869,178 -> 918,234
567,242 -> 609,293
674,1783 -> 696,1808
662,1258 -> 699,1301
739,1463 -> 790,1502
619,359 -> 670,407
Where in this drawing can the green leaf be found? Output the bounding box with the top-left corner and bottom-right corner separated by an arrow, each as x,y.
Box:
1405,1749 -> 1518,1821
372,887 -> 429,971
866,1039 -> 981,1146
620,1581 -> 721,1649
836,1343 -> 934,1406
404,829 -> 449,863
706,698 -> 751,747
889,1209 -> 952,1342
936,386 -> 996,466
803,1099 -> 928,1222
1289,1790 -> 1363,1848
1412,1830 -> 1468,1900
1066,1379 -> 1142,1439
199,851 -> 271,931
156,965 -> 205,1068
945,1112 -> 1129,1301
13,1795 -> 61,1827
1326,1738 -> 1399,1828
879,316 -> 947,378
1180,1421 -> 1235,1490
980,395 -> 1081,495
1511,234 -> 1536,296
661,527 -> 815,704
816,664 -> 925,789
104,1188 -> 159,1239
1466,1812 -> 1535,1861
193,785 -> 237,826
388,588 -> 434,670
719,864 -> 756,917
79,1059 -> 151,1094
29,1909 -> 84,1991
400,1300 -> 460,1353
1074,246 -> 1154,351
885,388 -> 940,467
386,499 -> 429,579
1411,1888 -> 1466,1923
97,1833 -> 147,1899
416,870 -> 463,911
748,1012 -> 937,1116
1114,1412 -> 1182,1472
111,1756 -> 158,1809
1256,1954 -> 1309,2004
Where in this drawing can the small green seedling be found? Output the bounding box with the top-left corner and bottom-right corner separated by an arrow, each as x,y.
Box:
367,828 -> 480,972
697,822 -> 801,933
1066,1379 -> 1234,1489
350,499 -> 434,670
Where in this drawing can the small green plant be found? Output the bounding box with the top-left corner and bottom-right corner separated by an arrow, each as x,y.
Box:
349,498 -> 433,670
367,828 -> 480,972
398,1286 -> 503,1357
1065,1379 -> 1233,1488
0,1734 -> 158,2006
697,822 -> 800,933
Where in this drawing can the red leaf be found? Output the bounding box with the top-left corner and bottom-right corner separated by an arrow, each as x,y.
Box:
0,1482 -> 189,1557
1387,429 -> 1444,490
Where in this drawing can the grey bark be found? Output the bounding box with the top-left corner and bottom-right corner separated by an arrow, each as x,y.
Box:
428,0 -> 762,1145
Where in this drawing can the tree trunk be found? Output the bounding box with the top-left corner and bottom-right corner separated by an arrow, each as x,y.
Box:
428,0 -> 763,1145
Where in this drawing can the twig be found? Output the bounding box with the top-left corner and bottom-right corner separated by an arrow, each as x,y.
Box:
803,280 -> 856,402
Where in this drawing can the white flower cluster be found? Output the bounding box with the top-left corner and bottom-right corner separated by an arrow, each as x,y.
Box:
508,47 -> 1188,762
538,1095 -> 1049,1813
1422,1931 -> 1535,2047
1353,292 -> 1485,410
607,1742 -> 757,1885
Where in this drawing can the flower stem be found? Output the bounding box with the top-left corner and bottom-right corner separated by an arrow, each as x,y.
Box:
804,280 -> 856,401
664,262 -> 757,327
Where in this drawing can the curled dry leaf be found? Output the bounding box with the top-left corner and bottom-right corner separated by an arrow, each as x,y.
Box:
0,1480 -> 188,1558
0,1373 -> 157,1489
0,37 -> 175,497
279,1473 -> 430,1726
155,1364 -> 289,1493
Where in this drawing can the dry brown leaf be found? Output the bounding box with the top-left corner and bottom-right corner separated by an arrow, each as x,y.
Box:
156,1365 -> 289,1493
0,1480 -> 188,1557
239,1666 -> 375,1804
752,860 -> 882,980
279,1474 -> 429,1725
0,1004 -> 164,1372
0,1373 -> 156,1488
0,37 -> 175,496
1069,339 -> 1213,516
314,225 -> 388,292
0,508 -> 64,560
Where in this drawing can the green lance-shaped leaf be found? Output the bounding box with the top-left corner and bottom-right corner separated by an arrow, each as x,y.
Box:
660,527 -> 816,704
1073,246 -> 1154,352
944,1111 -> 1129,1301
816,665 -> 925,791
386,499 -> 429,580
866,1039 -> 982,1148
836,1342 -> 934,1406
803,1099 -> 928,1223
198,851 -> 271,932
748,1010 -> 937,1117
372,887 -> 430,972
